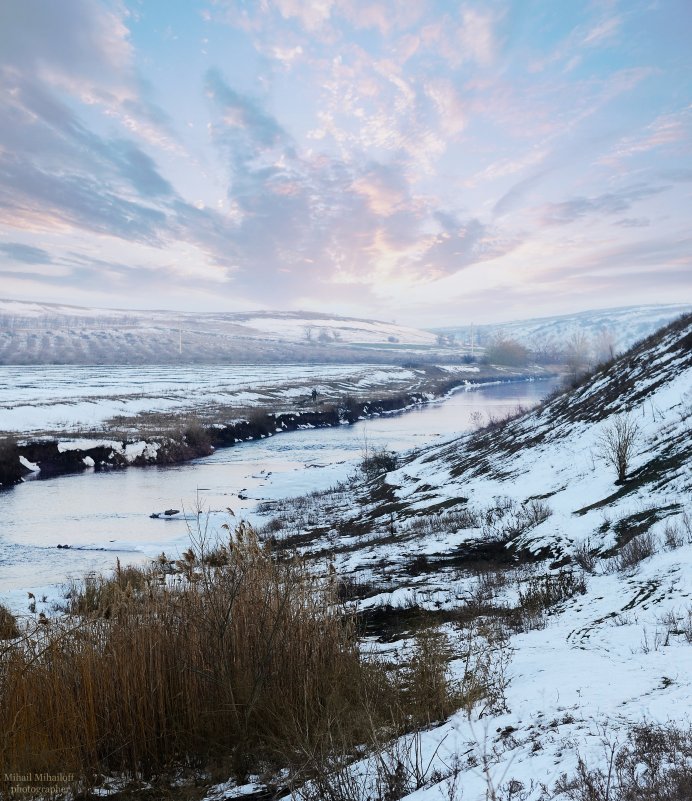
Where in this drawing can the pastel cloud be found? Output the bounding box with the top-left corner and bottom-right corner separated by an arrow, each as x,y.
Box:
540,184 -> 667,226
0,0 -> 690,323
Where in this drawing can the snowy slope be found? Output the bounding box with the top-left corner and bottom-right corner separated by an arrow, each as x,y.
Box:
249,314 -> 692,800
0,300 -> 437,364
437,303 -> 692,356
223,310 -> 436,345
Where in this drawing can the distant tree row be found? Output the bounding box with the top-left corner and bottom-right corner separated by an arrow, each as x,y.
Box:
0,314 -> 139,330
483,329 -> 617,372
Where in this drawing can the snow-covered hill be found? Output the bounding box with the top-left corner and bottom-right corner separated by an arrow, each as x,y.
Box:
0,300 -> 438,364
437,303 -> 692,358
252,313 -> 692,800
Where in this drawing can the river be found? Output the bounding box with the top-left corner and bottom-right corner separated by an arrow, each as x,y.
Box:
0,378 -> 558,609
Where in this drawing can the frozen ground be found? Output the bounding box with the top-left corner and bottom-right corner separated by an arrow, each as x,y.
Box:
239,315 -> 692,800
440,302 -> 692,354
0,299 -> 445,364
0,363 -> 482,436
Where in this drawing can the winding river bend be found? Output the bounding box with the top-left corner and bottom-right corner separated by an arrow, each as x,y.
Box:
0,378 -> 558,606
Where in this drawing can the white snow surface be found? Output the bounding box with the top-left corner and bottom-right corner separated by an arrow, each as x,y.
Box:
0,363 -> 430,434
238,315 -> 692,801
442,302 -> 692,354
240,315 -> 437,345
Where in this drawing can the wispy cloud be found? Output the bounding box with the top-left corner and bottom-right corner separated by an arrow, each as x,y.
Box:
601,106 -> 692,166
0,242 -> 52,264
540,184 -> 667,225
0,0 -> 690,322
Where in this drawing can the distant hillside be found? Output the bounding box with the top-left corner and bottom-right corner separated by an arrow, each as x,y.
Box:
435,303 -> 692,360
0,300 -> 440,365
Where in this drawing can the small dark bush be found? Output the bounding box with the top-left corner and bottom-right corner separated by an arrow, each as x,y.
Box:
361,448 -> 398,480
182,419 -> 210,449
408,553 -> 431,575
618,530 -> 657,571
517,571 -> 587,630
573,540 -> 598,573
335,576 -> 382,602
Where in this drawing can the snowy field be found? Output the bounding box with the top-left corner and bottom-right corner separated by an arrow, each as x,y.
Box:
0,363 -> 479,435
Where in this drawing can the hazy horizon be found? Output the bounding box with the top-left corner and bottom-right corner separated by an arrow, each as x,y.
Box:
3,295 -> 691,334
1,1 -> 691,327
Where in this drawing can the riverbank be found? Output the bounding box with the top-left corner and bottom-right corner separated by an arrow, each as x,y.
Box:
0,370 -> 555,487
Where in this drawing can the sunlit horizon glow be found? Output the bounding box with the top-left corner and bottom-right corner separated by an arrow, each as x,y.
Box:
0,0 -> 690,326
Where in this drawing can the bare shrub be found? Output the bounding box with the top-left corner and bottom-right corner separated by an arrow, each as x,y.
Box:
663,520 -> 684,550
408,553 -> 431,575
684,608 -> 692,645
181,418 -> 211,449
475,404 -> 530,434
618,530 -> 657,571
597,413 -> 641,483
658,606 -> 692,646
400,629 -> 460,726
574,539 -> 598,573
553,723 -> 692,801
516,571 -> 587,630
335,575 -> 382,602
522,499 -> 553,528
403,508 -> 479,538
484,338 -> 530,367
458,621 -> 512,717
361,447 -> 398,480
470,410 -> 485,429
482,497 -> 552,541
295,728 -> 445,801
682,510 -> 692,545
564,331 -> 592,383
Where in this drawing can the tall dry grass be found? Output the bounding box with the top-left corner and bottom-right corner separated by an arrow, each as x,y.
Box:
0,522 -> 468,796
0,523 -> 384,793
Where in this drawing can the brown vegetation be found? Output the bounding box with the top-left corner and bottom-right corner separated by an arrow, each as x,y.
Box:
553,723 -> 692,801
0,523 -> 470,797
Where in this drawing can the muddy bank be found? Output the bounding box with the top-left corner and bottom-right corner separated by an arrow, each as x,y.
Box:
0,375 -> 551,487
0,390 -> 432,487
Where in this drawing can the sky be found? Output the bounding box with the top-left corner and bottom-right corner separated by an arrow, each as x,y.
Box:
0,0 -> 690,326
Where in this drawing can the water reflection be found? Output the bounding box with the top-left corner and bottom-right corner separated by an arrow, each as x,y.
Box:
0,378 -> 559,597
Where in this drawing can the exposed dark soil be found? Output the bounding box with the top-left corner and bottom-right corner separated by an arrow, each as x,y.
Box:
0,378 -> 491,487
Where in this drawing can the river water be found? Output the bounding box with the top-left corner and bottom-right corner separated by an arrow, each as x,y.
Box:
0,378 -> 558,608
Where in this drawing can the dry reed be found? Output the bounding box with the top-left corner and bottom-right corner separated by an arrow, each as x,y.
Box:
0,521 -> 476,797
0,523 -> 385,794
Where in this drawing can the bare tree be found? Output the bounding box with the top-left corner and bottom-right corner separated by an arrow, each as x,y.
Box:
597,413 -> 641,483
530,335 -> 562,365
565,331 -> 591,381
593,327 -> 616,364
484,337 -> 529,367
